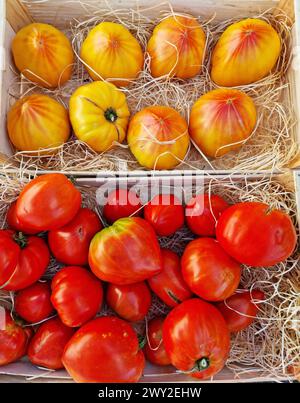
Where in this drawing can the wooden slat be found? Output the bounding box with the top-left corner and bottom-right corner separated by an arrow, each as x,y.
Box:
6,0 -> 33,32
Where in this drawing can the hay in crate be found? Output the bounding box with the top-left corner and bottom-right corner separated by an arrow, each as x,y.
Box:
0,171 -> 299,381
4,1 -> 299,172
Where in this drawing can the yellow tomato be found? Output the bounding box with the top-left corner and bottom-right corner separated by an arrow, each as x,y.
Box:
80,22 -> 143,87
7,94 -> 70,153
12,23 -> 74,88
147,15 -> 206,79
211,18 -> 281,86
127,106 -> 190,170
189,89 -> 257,158
69,81 -> 130,152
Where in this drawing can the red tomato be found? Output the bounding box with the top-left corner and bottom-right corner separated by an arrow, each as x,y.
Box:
15,173 -> 81,232
0,230 -> 50,291
103,189 -> 142,223
48,208 -> 102,266
216,202 -> 297,267
63,316 -> 145,383
181,238 -> 241,301
148,249 -> 192,307
28,317 -> 75,370
0,308 -> 28,366
216,290 -> 265,333
107,281 -> 152,322
7,202 -> 38,234
144,317 -> 171,366
51,266 -> 103,327
144,194 -> 184,236
186,194 -> 229,236
15,282 -> 54,324
163,298 -> 230,379
89,217 -> 162,285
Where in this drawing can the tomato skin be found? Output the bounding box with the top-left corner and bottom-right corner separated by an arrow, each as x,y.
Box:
89,217 -> 162,285
15,282 -> 54,324
48,208 -> 102,266
216,202 -> 297,267
181,238 -> 241,302
144,194 -> 184,237
107,282 -> 151,322
51,266 -> 103,327
7,202 -> 38,235
28,317 -> 75,370
103,189 -> 142,224
216,290 -> 265,333
62,316 -> 145,383
16,174 -> 81,232
144,317 -> 171,366
0,230 -> 50,291
148,249 -> 192,307
186,194 -> 229,237
0,309 -> 28,366
163,298 -> 230,379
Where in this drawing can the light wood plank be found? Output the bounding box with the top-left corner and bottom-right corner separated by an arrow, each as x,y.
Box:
6,0 -> 33,32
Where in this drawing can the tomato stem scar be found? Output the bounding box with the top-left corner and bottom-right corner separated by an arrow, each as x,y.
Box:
195,357 -> 210,371
105,107 -> 118,123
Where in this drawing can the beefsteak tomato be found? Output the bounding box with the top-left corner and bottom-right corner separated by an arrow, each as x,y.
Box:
15,173 -> 81,232
127,106 -> 190,170
15,281 -> 53,324
185,193 -> 229,237
103,188 -> 142,223
6,201 -> 38,235
148,249 -> 192,307
51,266 -> 103,327
107,281 -> 152,322
181,238 -> 241,301
80,22 -> 143,87
163,298 -> 230,379
216,201 -> 297,266
0,230 -> 50,291
89,217 -> 162,285
216,290 -> 265,333
48,208 -> 102,266
12,23 -> 74,88
28,317 -> 75,370
62,316 -> 145,382
144,194 -> 184,236
144,317 -> 171,366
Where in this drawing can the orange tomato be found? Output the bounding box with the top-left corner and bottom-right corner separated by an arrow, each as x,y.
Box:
69,81 -> 130,152
147,15 -> 206,79
12,23 -> 74,88
81,22 -> 143,87
127,106 -> 190,170
211,18 -> 281,87
189,88 -> 257,158
7,94 -> 70,153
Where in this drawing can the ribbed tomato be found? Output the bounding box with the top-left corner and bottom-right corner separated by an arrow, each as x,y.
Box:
211,18 -> 281,87
81,22 -> 143,87
12,23 -> 74,88
163,299 -> 230,379
144,317 -> 171,366
189,88 -> 257,158
0,230 -> 50,291
63,316 -> 145,383
144,194 -> 184,236
107,281 -> 152,322
16,173 -> 81,232
148,249 -> 192,307
147,15 -> 206,79
128,106 -> 190,170
181,238 -> 241,301
6,202 -> 38,235
69,81 -> 130,152
103,189 -> 142,223
7,94 -> 70,153
216,202 -> 297,266
48,208 -> 102,266
185,193 -> 229,236
89,217 -> 162,285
